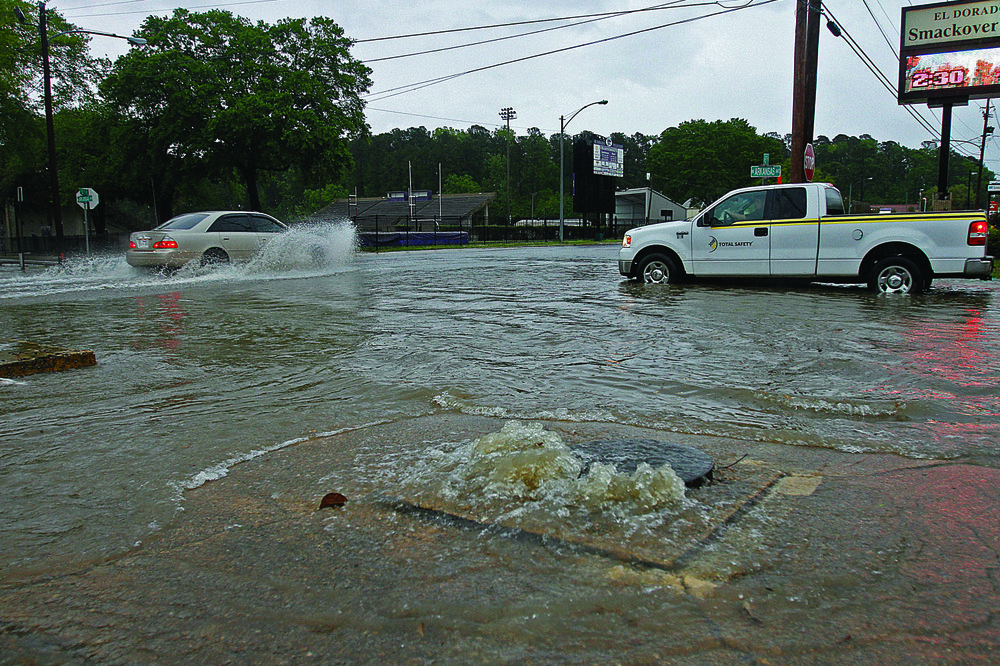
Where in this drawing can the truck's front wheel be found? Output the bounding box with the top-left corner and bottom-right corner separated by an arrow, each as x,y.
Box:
638,253 -> 678,284
868,256 -> 923,294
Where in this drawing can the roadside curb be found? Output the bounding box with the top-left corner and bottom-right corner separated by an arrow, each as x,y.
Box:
0,340 -> 97,379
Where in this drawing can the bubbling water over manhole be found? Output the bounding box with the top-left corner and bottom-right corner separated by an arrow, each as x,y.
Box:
572,439 -> 714,487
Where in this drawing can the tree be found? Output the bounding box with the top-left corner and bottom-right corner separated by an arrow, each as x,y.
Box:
647,118 -> 785,205
100,9 -> 372,217
443,174 -> 481,194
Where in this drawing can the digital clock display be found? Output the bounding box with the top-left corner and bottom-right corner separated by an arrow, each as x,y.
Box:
909,67 -> 968,88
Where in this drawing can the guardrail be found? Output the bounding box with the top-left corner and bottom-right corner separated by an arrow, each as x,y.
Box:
0,254 -> 63,270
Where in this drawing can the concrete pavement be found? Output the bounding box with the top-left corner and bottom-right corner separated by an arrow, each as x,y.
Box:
1,414 -> 997,664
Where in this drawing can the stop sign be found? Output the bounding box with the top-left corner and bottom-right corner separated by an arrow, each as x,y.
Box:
803,143 -> 816,182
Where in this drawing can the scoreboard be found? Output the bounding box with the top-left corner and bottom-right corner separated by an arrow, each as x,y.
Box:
593,140 -> 625,178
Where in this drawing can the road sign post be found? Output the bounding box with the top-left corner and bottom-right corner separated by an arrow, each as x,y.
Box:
76,188 -> 99,255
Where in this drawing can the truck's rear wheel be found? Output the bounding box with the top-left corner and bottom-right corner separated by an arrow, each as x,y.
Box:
869,256 -> 923,294
638,253 -> 677,284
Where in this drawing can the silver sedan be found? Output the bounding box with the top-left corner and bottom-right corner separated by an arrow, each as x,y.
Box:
126,211 -> 289,268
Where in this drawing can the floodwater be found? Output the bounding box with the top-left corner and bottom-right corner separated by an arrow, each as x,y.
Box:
2,230 -> 999,585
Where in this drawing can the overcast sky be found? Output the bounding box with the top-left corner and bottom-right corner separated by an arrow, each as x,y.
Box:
54,0 -> 999,170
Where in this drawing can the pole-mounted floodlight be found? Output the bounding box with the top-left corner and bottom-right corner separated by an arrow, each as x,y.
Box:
559,100 -> 608,242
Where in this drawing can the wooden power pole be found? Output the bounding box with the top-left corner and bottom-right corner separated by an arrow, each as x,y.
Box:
790,0 -> 821,183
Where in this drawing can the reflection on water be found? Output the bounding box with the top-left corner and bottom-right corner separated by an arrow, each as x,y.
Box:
133,291 -> 186,350
1,243 -> 998,575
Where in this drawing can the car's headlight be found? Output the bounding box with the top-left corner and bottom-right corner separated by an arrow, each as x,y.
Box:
622,234 -> 631,248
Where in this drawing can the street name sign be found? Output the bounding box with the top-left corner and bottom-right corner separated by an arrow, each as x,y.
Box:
76,188 -> 99,209
751,165 -> 781,178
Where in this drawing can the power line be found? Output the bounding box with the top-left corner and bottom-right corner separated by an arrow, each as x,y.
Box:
60,0 -> 282,20
860,0 -> 896,55
361,1 -> 700,64
365,0 -> 779,102
355,1 -> 691,44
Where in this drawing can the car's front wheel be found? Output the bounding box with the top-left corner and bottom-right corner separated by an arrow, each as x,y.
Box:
200,248 -> 230,267
637,253 -> 678,284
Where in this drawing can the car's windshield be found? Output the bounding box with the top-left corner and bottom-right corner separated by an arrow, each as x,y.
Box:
155,213 -> 210,231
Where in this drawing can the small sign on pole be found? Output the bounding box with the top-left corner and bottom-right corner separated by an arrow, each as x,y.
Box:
804,143 -> 816,182
76,188 -> 99,255
76,187 -> 99,209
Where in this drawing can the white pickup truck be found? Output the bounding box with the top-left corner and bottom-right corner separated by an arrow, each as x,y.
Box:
618,182 -> 993,293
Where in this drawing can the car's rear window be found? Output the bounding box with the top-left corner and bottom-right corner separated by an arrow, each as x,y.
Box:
156,213 -> 210,230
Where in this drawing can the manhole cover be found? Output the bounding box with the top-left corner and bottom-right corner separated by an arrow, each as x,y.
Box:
573,439 -> 714,487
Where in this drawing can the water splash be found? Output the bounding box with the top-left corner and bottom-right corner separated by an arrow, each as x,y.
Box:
402,421 -> 688,525
0,221 -> 358,299
245,220 -> 357,273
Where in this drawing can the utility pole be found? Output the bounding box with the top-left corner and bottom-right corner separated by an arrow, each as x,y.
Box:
38,1 -> 64,241
790,0 -> 821,183
976,99 -> 993,209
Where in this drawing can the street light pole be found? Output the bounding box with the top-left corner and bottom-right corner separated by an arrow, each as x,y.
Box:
559,100 -> 608,242
848,176 -> 872,214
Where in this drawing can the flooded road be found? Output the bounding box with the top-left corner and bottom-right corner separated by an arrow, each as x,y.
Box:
2,237 -> 999,575
1,237 -> 999,661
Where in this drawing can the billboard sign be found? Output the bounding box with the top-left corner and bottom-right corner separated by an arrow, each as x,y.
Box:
899,1 -> 1000,104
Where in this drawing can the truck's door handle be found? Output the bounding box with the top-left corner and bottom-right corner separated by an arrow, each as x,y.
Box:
754,227 -> 768,237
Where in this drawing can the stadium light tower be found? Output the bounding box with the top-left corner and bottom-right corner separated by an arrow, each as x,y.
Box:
499,107 -> 517,225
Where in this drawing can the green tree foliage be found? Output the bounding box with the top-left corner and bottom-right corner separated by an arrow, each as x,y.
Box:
647,118 -> 786,205
100,9 -> 372,217
443,174 -> 481,194
813,134 -> 990,211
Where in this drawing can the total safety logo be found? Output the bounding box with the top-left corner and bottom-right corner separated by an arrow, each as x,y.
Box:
707,237 -> 754,252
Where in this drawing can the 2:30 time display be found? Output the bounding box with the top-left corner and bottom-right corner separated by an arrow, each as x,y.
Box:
910,67 -> 968,88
